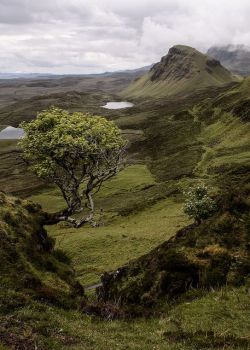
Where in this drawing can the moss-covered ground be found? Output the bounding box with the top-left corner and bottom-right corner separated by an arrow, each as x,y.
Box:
1,285 -> 249,349
18,163 -> 249,349
30,165 -> 190,285
1,188 -> 249,349
0,79 -> 250,349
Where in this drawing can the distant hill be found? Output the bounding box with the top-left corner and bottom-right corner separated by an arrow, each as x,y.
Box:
207,45 -> 250,76
122,45 -> 239,99
0,55 -> 250,348
0,65 -> 151,80
99,77 -> 250,311
115,64 -> 152,74
0,73 -> 55,79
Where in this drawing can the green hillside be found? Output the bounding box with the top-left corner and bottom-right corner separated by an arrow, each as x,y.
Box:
122,45 -> 240,99
0,193 -> 84,308
31,77 -> 250,291
99,186 -> 250,310
142,79 -> 250,187
0,55 -> 250,349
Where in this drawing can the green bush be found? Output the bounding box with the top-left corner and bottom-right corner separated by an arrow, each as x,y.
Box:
184,185 -> 217,222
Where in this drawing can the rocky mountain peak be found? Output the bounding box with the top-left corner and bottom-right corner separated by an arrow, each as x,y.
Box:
150,45 -> 223,82
123,45 -> 239,99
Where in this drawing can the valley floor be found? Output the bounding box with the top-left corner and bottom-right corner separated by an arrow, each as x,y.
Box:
30,165 -> 190,285
1,78 -> 250,349
2,279 -> 249,349
22,164 -> 250,350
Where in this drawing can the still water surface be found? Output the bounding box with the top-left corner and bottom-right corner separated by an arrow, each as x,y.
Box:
102,101 -> 134,109
0,126 -> 24,140
0,102 -> 134,140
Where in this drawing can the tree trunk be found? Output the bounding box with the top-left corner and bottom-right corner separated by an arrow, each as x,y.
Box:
41,190 -> 95,228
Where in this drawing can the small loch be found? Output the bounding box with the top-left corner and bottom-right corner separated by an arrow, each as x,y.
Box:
0,126 -> 24,140
102,101 -> 134,109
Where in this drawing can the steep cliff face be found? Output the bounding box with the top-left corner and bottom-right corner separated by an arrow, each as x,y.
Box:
150,46 -> 225,81
122,45 -> 239,99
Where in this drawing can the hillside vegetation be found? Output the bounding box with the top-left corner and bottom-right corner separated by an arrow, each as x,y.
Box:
0,193 -> 87,348
123,45 -> 240,99
0,49 -> 250,350
0,193 -> 84,308
99,186 -> 250,311
1,176 -> 250,349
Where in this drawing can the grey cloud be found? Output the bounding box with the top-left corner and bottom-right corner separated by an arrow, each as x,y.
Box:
0,1 -> 33,24
0,0 -> 249,73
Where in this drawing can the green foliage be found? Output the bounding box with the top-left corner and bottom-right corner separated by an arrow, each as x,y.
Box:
98,189 -> 250,310
0,193 -> 84,314
183,185 -> 217,222
19,107 -> 126,223
0,56 -> 250,350
122,45 -> 238,99
1,191 -> 250,349
1,286 -> 249,349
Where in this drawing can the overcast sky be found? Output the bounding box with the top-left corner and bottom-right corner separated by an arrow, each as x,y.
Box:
0,0 -> 250,74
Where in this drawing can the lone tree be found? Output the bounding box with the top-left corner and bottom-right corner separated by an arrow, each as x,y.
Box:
19,107 -> 126,227
183,185 -> 217,223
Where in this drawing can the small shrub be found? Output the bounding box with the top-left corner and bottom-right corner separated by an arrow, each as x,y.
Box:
23,201 -> 41,213
2,210 -> 17,227
183,185 -> 217,222
53,249 -> 71,264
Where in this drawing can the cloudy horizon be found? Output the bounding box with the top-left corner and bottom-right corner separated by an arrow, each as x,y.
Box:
0,0 -> 250,74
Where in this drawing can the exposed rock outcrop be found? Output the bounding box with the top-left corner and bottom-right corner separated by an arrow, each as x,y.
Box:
123,45 -> 239,98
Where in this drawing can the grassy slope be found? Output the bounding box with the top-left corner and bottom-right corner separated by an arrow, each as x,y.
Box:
49,198 -> 187,285
1,79 -> 250,349
123,71 -> 237,99
195,112 -> 250,177
2,284 -> 249,349
24,165 -> 249,350
0,92 -> 110,127
122,46 -> 239,99
99,186 -> 250,308
1,190 -> 249,349
0,193 -> 86,350
31,165 -> 190,285
0,140 -> 44,196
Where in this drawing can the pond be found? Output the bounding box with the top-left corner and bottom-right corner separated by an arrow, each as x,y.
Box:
0,126 -> 24,140
102,101 -> 134,109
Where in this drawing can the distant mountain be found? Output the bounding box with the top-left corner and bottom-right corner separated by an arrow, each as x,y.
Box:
116,65 -> 153,74
0,72 -> 55,79
207,45 -> 250,76
0,65 -> 152,80
122,45 -> 239,99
